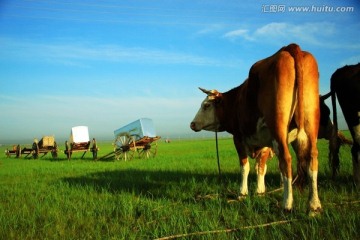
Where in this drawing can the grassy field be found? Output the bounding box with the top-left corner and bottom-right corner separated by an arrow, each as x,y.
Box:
0,135 -> 359,239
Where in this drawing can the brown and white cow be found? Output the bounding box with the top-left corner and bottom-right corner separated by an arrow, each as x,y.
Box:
190,43 -> 321,212
329,63 -> 360,186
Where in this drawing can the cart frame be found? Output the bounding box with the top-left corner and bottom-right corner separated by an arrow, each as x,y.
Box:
99,118 -> 160,161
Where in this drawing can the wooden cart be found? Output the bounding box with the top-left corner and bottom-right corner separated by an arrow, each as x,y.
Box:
32,136 -> 58,159
100,118 -> 160,161
5,144 -> 21,158
64,126 -> 98,160
6,136 -> 58,159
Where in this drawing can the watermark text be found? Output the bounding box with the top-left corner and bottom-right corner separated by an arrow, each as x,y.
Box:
262,5 -> 355,13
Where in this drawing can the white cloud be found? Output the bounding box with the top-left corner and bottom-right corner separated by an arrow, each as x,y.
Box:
223,22 -> 345,47
223,29 -> 252,40
254,22 -> 288,38
196,24 -> 225,35
0,37 -> 235,67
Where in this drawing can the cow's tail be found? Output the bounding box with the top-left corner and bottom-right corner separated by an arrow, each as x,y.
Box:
330,77 -> 340,178
286,44 -> 308,188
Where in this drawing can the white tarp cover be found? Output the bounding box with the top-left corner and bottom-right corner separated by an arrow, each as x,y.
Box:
70,126 -> 90,143
114,118 -> 156,140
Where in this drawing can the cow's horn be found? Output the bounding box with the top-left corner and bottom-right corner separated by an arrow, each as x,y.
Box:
199,87 -> 220,97
199,87 -> 212,95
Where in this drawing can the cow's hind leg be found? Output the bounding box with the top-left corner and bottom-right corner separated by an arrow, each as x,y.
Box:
297,130 -> 322,213
307,139 -> 322,213
277,141 -> 294,211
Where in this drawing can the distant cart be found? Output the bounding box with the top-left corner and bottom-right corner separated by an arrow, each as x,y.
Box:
5,144 -> 21,158
5,136 -> 58,159
64,126 -> 98,160
100,118 -> 160,161
32,136 -> 58,159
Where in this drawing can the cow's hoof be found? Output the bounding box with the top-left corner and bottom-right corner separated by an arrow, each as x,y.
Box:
237,194 -> 247,201
283,208 -> 294,214
308,207 -> 322,217
256,192 -> 266,197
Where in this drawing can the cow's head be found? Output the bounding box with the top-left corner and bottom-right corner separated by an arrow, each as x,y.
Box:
190,87 -> 223,132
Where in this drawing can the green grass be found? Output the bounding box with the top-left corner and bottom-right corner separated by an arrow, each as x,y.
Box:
0,135 -> 359,239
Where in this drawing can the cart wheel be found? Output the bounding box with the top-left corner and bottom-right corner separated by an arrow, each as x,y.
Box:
138,141 -> 157,159
114,146 -> 135,161
114,133 -> 135,161
52,142 -> 58,159
51,150 -> 58,159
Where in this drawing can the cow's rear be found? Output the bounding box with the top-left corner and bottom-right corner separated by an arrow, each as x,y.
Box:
251,44 -> 321,211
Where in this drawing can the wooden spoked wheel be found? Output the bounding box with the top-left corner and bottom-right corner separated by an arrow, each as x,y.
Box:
114,133 -> 136,161
138,141 -> 158,159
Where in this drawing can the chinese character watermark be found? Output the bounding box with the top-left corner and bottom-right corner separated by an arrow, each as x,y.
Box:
262,5 -> 286,13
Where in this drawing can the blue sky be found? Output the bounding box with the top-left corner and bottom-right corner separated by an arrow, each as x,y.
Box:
0,0 -> 359,143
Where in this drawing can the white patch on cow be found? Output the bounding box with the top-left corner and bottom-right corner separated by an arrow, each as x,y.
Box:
308,169 -> 322,211
288,128 -> 298,143
283,176 -> 293,210
256,163 -> 267,194
239,160 -> 250,196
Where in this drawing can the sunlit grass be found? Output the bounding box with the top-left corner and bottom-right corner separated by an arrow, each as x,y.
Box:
0,135 -> 359,239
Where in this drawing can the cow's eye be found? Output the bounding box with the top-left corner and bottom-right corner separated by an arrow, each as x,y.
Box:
203,103 -> 210,110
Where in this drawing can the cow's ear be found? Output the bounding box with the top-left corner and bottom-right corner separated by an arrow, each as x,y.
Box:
211,90 -> 222,102
214,94 -> 222,105
199,87 -> 221,100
